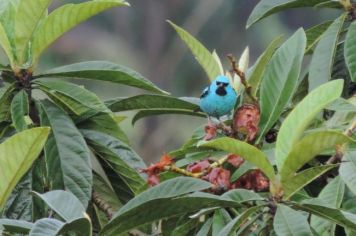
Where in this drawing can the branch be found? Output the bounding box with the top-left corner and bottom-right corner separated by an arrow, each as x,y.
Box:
326,121 -> 356,164
227,54 -> 259,105
92,190 -> 115,220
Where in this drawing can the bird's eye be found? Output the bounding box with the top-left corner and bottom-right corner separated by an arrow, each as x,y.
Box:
223,82 -> 229,87
216,81 -> 222,86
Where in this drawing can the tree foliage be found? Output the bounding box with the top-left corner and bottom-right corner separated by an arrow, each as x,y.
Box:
0,0 -> 355,235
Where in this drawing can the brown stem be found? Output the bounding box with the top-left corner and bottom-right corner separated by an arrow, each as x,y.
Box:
227,54 -> 259,105
326,121 -> 356,164
92,190 -> 115,220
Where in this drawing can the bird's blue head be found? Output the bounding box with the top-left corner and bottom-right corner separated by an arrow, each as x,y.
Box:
211,75 -> 233,96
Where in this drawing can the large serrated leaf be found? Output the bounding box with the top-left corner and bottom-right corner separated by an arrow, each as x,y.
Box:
212,209 -> 232,236
246,0 -> 328,28
33,80 -> 109,114
78,112 -> 129,144
0,84 -> 15,122
340,151 -> 356,196
168,21 -> 221,81
0,127 -> 50,210
217,205 -> 264,236
0,22 -> 15,66
100,189 -> 238,235
345,21 -> 356,82
248,35 -> 283,97
132,109 -> 206,125
10,90 -> 29,131
37,100 -> 92,208
308,14 -> 346,91
280,131 -> 353,180
81,129 -> 146,195
106,95 -> 200,112
32,190 -> 87,221
283,165 -> 339,199
310,177 -> 345,236
31,1 -> 129,64
14,0 -> 51,65
305,21 -> 333,54
258,29 -> 306,142
199,137 -> 275,181
0,219 -> 33,234
275,79 -> 343,170
292,201 -> 356,230
273,204 -> 312,236
36,61 -> 167,94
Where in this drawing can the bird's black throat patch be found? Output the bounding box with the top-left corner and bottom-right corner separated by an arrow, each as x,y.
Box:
215,87 -> 227,96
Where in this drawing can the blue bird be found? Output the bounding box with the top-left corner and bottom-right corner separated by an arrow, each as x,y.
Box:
199,75 -> 238,119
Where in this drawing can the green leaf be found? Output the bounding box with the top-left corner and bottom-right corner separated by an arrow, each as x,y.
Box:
171,218 -> 200,236
199,137 -> 275,181
0,219 -> 33,234
222,189 -> 265,203
230,161 -> 255,182
29,218 -> 64,236
37,100 -> 92,208
273,204 -> 312,236
305,21 -> 333,54
132,109 -> 206,125
10,90 -> 29,131
78,112 -> 129,144
308,14 -> 346,91
283,164 -> 339,199
0,127 -> 50,210
315,1 -> 343,9
345,21 -> 356,82
196,218 -> 213,236
217,205 -> 264,236
280,131 -> 353,180
14,0 -> 51,65
248,35 -> 284,97
93,173 -> 122,212
258,29 -> 306,141
0,84 -> 15,122
106,95 -> 200,112
81,129 -> 146,195
2,172 -> 33,221
310,177 -> 345,236
100,191 -> 238,235
292,201 -> 356,230
33,80 -> 109,115
275,79 -> 343,170
168,21 -> 221,81
212,209 -> 232,236
340,151 -> 356,195
36,61 -> 167,94
32,190 -> 86,221
0,22 -> 15,66
31,1 -> 129,64
246,0 -> 328,28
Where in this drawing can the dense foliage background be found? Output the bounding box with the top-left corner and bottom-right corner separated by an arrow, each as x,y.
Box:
0,0 -> 355,235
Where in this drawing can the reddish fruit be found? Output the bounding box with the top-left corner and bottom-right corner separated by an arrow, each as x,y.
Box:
234,104 -> 260,141
186,160 -> 211,173
203,167 -> 231,192
227,154 -> 244,167
231,169 -> 269,192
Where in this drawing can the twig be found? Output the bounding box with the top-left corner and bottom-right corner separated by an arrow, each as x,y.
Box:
326,121 -> 356,164
92,190 -> 115,220
227,54 -> 259,105
164,155 -> 230,178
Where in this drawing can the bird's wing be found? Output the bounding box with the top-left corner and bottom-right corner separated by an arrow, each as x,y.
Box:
200,86 -> 209,98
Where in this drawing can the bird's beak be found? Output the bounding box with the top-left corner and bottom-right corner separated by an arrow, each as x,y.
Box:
218,83 -> 224,88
